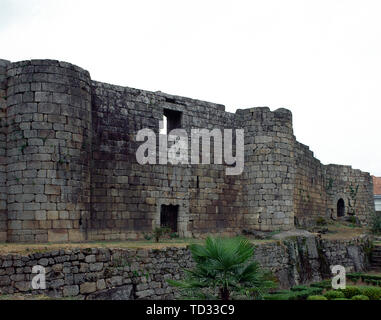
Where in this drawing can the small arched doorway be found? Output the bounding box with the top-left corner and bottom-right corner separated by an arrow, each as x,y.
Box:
337,198 -> 345,217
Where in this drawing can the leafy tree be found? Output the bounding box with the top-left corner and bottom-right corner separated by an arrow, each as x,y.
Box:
167,236 -> 276,300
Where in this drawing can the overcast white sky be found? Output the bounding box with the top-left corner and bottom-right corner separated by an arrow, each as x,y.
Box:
1,0 -> 380,176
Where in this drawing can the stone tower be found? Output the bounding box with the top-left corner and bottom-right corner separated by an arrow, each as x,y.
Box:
3,60 -> 92,242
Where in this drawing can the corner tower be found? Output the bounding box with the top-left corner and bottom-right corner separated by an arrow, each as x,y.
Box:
5,60 -> 92,242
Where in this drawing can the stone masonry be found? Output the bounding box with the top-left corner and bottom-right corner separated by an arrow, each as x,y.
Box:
0,58 -> 376,242
0,235 -> 371,299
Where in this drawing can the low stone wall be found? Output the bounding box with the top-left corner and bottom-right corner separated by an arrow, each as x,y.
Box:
254,235 -> 371,288
0,235 -> 372,299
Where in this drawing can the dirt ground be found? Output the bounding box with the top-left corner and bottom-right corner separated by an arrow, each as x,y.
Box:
0,222 -> 371,255
319,223 -> 368,240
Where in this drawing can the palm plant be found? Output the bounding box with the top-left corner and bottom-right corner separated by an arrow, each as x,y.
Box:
167,236 -> 277,300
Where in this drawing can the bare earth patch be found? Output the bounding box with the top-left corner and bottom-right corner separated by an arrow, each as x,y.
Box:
320,223 -> 368,240
0,224 -> 369,255
0,239 -> 195,255
0,238 -> 278,255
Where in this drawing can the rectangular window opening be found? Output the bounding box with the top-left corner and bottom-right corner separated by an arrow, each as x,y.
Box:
163,109 -> 182,134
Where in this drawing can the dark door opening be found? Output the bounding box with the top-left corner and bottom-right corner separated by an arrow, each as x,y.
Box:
160,204 -> 179,232
337,198 -> 345,217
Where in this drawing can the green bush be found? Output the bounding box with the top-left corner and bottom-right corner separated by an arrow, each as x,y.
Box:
347,216 -> 357,224
153,227 -> 171,242
351,295 -> 369,300
264,293 -> 293,300
169,232 -> 179,239
143,233 -> 153,241
310,280 -> 332,289
291,285 -> 309,292
324,290 -> 345,300
264,287 -> 322,300
346,273 -> 362,282
340,286 -> 362,299
263,289 -> 295,300
291,287 -> 323,300
307,295 -> 327,300
316,217 -> 327,226
362,274 -> 381,281
333,298 -> 349,300
359,286 -> 381,300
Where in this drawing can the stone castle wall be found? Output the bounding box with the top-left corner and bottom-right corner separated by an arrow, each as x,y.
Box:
0,60 -> 10,242
293,142 -> 374,227
0,58 -> 375,242
89,82 -> 246,240
325,165 -> 374,224
0,236 -> 371,299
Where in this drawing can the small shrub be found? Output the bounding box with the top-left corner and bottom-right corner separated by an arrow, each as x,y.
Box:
143,233 -> 153,241
264,287 -> 323,300
310,280 -> 332,290
291,285 -> 309,292
307,295 -> 327,300
359,286 -> 381,300
264,293 -> 292,300
341,286 -> 362,299
153,227 -> 171,242
289,288 -> 323,300
346,273 -> 362,282
316,217 -> 327,226
169,232 -> 179,239
362,274 -> 381,281
351,295 -> 369,300
324,290 -> 345,300
347,215 -> 357,224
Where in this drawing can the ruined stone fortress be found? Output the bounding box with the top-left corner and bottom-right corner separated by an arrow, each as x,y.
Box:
0,58 -> 375,243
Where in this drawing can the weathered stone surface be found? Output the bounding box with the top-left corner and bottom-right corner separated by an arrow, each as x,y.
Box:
48,230 -> 68,242
0,236 -> 372,299
80,282 -> 96,294
0,58 -> 374,243
86,285 -> 133,300
63,285 -> 79,297
271,229 -> 314,240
